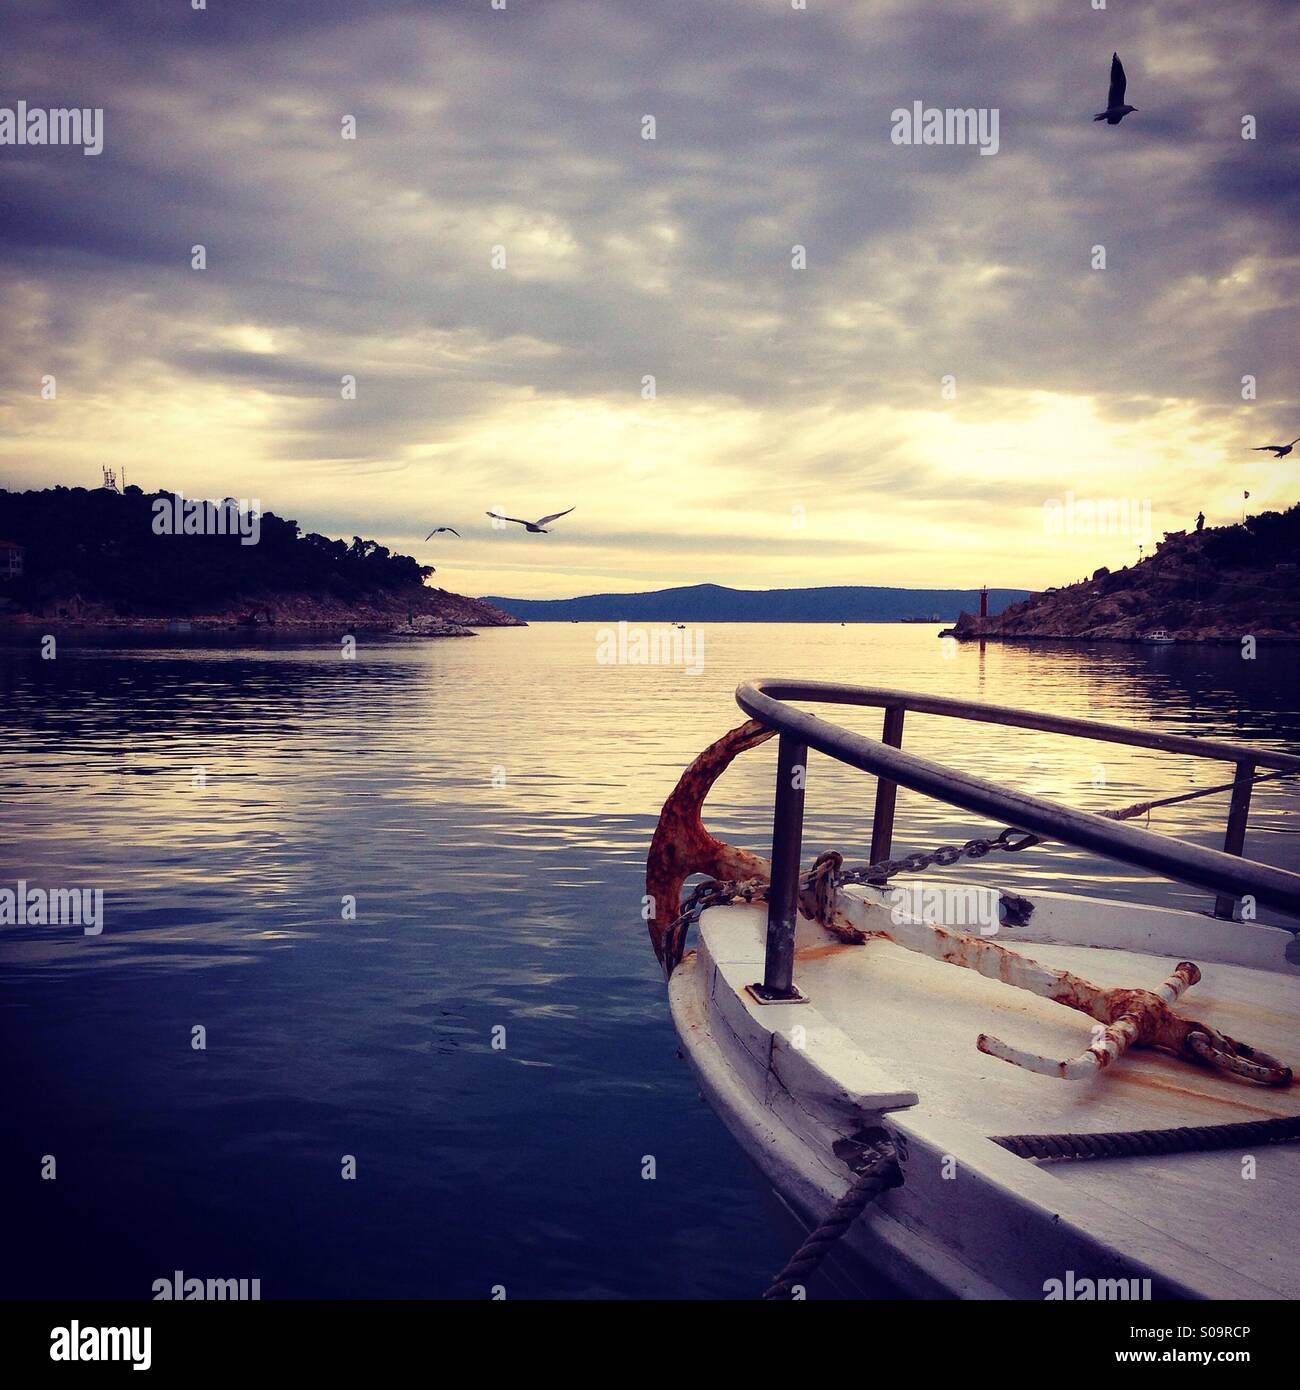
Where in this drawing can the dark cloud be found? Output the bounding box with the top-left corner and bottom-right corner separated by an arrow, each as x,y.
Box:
0,0 -> 1296,586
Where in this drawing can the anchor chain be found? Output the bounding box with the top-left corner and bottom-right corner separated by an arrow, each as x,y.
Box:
666,825 -> 1034,950
664,775 -> 1262,957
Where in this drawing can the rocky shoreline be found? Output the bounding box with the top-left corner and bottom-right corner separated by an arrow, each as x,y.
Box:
942,509 -> 1300,645
0,588 -> 525,637
942,621 -> 1300,646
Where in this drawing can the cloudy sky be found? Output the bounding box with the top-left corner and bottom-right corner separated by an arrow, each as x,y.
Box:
1,0 -> 1297,599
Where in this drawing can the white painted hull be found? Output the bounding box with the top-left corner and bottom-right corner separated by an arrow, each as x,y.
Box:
669,885 -> 1300,1299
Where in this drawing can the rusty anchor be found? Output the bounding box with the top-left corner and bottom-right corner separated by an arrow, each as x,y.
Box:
647,721 -> 1294,1087
972,956 -> 1292,1086
646,719 -> 775,971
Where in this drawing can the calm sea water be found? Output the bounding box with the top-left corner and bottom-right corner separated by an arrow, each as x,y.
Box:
2,623 -> 1298,1299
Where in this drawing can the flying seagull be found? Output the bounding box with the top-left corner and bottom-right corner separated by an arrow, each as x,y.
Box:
1094,52 -> 1138,124
1252,438 -> 1299,459
424,526 -> 460,539
485,507 -> 575,534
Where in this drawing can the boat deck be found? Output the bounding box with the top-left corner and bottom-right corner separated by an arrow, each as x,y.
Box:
798,932 -> 1298,1135
662,681 -> 1300,1298
692,891 -> 1300,1297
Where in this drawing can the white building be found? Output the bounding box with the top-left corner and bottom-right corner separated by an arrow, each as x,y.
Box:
0,541 -> 24,578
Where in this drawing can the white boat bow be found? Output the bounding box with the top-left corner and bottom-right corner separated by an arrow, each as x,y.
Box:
649,681 -> 1300,1299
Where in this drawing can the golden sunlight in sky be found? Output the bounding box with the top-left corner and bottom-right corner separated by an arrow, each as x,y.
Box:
1,2 -> 1295,601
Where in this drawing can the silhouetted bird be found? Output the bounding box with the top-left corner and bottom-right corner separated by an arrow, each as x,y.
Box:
486,507 -> 575,534
424,526 -> 460,539
1252,438 -> 1299,459
1094,53 -> 1138,124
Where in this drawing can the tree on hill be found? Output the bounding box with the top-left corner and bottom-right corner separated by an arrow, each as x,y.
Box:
0,485 -> 435,617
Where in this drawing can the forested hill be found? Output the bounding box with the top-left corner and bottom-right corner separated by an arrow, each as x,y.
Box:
0,485 -> 519,628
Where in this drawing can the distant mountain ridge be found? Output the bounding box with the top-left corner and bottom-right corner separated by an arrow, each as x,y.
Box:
480,582 -> 1030,623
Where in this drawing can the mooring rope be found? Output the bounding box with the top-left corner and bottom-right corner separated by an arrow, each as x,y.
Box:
991,1112 -> 1300,1162
1101,766 -> 1300,823
761,1151 -> 903,1300
761,1113 -> 1300,1297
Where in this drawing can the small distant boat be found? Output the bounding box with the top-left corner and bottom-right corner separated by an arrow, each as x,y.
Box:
647,680 -> 1300,1298
1144,629 -> 1176,644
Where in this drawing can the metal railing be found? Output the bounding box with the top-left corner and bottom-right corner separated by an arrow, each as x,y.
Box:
734,679 -> 1300,1001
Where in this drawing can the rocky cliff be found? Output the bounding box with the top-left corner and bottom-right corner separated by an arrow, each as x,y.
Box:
945,505 -> 1300,644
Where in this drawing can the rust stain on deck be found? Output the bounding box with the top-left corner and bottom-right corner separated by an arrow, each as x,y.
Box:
1109,1067 -> 1299,1118
796,942 -> 861,962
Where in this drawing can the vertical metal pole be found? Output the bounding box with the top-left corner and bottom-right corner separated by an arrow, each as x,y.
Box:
1213,761 -> 1255,920
756,733 -> 807,1001
869,706 -> 906,864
